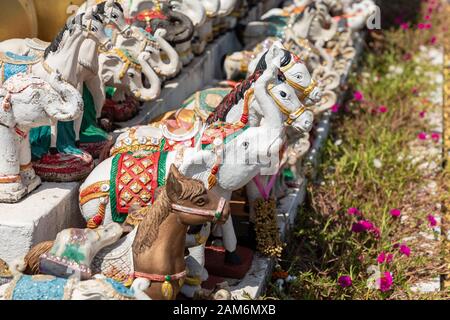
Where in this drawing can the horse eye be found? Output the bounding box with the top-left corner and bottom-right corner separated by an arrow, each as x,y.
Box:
128,73 -> 135,78
280,91 -> 287,98
112,14 -> 118,19
92,26 -> 98,32
196,197 -> 206,206
242,141 -> 249,149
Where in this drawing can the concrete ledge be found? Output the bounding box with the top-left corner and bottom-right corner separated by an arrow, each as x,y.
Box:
0,182 -> 85,266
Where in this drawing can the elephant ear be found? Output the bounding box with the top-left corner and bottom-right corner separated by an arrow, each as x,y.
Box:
100,55 -> 122,84
0,88 -> 16,128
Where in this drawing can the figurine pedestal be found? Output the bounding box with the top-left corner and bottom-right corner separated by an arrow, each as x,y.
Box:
0,182 -> 85,266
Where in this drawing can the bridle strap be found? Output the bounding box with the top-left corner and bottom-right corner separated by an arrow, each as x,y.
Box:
133,270 -> 187,282
267,84 -> 307,126
171,197 -> 227,222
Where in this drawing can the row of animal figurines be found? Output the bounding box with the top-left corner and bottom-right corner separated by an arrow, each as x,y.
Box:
0,0 -> 376,300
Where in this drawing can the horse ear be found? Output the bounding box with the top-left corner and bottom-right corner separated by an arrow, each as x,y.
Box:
166,165 -> 183,201
106,0 -> 114,8
169,164 -> 183,180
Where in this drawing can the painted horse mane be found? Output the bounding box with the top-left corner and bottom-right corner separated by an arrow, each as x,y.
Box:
205,48 -> 293,125
205,69 -> 263,125
131,178 -> 206,254
44,12 -> 104,58
96,1 -> 124,14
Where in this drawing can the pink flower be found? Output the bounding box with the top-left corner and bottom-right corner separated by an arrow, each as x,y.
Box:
431,132 -> 440,141
400,23 -> 409,30
419,111 -> 426,118
347,207 -> 361,216
353,91 -> 364,101
386,254 -> 394,264
418,23 -> 425,29
378,272 -> 393,292
430,36 -> 437,44
399,244 -> 411,257
338,275 -> 352,288
417,132 -> 427,140
351,220 -> 374,233
377,251 -> 386,263
331,103 -> 341,113
371,227 -> 381,239
412,87 -> 419,95
390,209 -> 401,217
402,53 -> 412,61
378,105 -> 388,113
425,15 -> 431,20
425,23 -> 432,29
427,214 -> 437,227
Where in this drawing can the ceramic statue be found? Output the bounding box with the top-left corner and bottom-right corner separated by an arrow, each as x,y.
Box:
112,27 -> 181,79
17,165 -> 230,300
0,72 -> 83,203
99,49 -> 162,124
39,223 -> 123,280
170,0 -> 206,64
0,9 -> 113,182
127,1 -> 195,46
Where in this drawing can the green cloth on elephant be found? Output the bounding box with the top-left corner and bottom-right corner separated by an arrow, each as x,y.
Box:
79,84 -> 109,143
29,84 -> 108,159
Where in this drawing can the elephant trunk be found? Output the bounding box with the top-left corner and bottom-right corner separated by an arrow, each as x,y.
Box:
167,11 -> 195,44
46,75 -> 84,122
151,29 -> 181,77
135,53 -> 161,102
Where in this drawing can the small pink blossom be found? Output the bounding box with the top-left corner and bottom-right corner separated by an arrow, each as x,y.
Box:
351,220 -> 373,233
418,23 -> 425,29
399,244 -> 411,257
425,15 -> 431,20
431,132 -> 440,141
377,251 -> 386,263
412,87 -> 419,95
419,111 -> 426,118
378,272 -> 393,292
400,23 -> 409,30
417,132 -> 427,140
378,105 -> 388,113
331,103 -> 341,113
386,254 -> 394,264
347,207 -> 361,216
430,36 -> 437,45
353,91 -> 364,101
427,214 -> 437,227
425,23 -> 432,29
390,209 -> 401,217
338,275 -> 352,288
371,227 -> 381,239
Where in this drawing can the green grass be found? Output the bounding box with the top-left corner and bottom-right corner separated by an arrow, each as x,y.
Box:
265,4 -> 448,300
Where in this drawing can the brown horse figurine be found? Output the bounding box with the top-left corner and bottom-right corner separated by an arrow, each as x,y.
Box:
18,164 -> 230,300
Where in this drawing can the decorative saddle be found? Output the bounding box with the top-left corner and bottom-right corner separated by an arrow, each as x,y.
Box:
0,51 -> 41,82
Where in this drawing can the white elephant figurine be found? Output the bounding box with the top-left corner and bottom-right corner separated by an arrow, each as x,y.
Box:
0,72 -> 83,203
99,48 -> 162,124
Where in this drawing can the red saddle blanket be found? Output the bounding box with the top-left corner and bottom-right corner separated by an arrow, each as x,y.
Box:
111,152 -> 164,222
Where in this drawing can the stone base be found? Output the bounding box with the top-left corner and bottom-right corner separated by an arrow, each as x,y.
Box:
33,152 -> 94,182
0,182 -> 85,266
